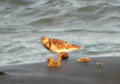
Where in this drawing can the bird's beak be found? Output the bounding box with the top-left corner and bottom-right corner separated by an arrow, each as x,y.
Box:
40,38 -> 42,42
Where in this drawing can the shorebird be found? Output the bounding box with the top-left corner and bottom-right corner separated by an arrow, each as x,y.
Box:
40,36 -> 80,60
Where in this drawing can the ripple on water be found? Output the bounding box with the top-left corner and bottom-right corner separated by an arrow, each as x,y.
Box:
1,0 -> 120,66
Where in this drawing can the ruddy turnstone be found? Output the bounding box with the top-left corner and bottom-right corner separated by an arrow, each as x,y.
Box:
40,36 -> 80,60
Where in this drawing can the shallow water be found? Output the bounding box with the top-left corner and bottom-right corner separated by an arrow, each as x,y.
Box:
0,0 -> 120,66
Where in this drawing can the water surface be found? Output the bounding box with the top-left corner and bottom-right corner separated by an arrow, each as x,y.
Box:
0,0 -> 120,66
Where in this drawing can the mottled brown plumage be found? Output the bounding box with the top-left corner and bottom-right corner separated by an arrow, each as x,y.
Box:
41,36 -> 80,60
41,36 -> 80,54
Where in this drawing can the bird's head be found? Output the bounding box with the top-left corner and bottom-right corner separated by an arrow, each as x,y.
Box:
40,36 -> 49,44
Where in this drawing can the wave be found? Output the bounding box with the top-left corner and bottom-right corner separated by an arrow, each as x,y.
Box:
1,0 -> 120,66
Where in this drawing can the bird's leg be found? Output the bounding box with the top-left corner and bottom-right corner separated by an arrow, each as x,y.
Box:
56,55 -> 62,64
60,52 -> 69,60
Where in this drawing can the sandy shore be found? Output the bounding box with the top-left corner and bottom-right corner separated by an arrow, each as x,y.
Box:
0,57 -> 120,84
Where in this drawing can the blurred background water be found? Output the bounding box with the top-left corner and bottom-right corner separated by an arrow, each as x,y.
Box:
0,0 -> 120,66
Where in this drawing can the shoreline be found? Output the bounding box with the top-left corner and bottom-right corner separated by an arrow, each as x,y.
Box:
0,56 -> 120,84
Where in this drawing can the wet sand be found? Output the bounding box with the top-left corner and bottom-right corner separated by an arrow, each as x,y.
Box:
0,57 -> 120,84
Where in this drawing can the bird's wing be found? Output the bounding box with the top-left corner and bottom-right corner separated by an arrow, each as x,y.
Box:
49,39 -> 71,49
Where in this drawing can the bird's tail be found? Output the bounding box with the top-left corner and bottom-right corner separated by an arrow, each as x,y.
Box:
70,45 -> 80,50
